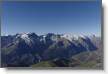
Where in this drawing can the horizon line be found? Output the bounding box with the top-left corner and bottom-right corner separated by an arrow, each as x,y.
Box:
1,32 -> 101,37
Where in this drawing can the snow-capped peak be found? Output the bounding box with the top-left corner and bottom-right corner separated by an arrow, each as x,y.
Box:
21,33 -> 28,39
15,33 -> 32,45
20,33 -> 32,44
61,34 -> 90,41
61,34 -> 74,41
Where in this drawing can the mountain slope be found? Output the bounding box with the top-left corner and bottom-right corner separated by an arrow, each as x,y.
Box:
1,33 -> 102,67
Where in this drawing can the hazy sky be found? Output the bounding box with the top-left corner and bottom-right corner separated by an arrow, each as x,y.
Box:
1,1 -> 101,36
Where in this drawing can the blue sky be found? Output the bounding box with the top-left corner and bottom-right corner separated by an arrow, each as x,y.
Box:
1,1 -> 101,36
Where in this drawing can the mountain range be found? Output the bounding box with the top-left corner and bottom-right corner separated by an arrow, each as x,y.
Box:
1,33 -> 102,68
